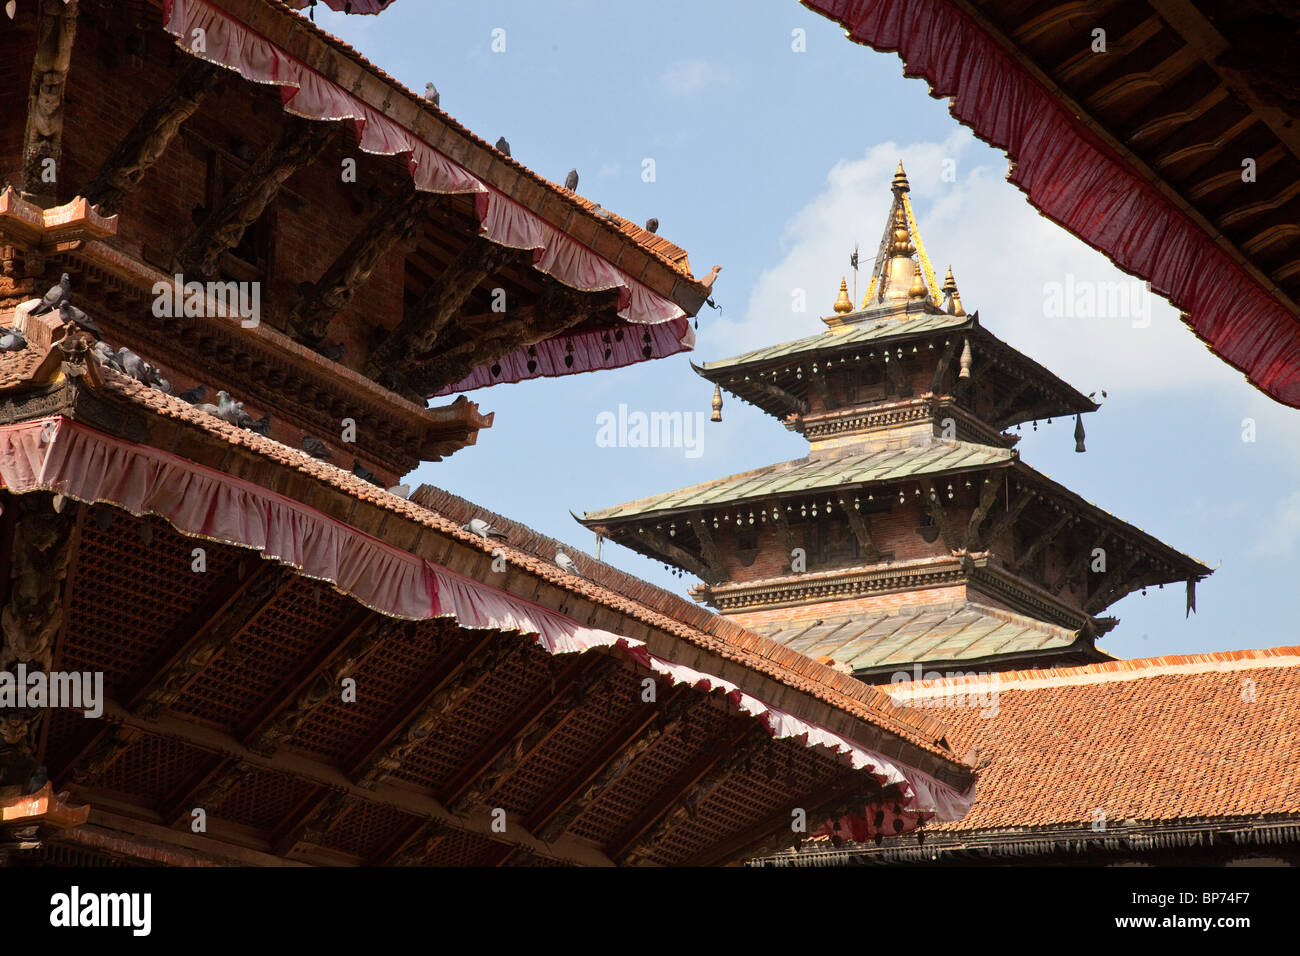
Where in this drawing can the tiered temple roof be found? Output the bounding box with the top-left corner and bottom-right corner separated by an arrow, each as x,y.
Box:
581,166 -> 1210,676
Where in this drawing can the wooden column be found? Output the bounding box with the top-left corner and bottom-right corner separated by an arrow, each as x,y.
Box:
0,494 -> 76,794
20,0 -> 79,203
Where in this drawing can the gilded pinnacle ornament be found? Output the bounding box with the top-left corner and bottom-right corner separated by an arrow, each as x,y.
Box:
710,382 -> 723,422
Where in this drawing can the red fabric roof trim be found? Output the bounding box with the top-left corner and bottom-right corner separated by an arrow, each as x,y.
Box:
802,0 -> 1300,407
0,414 -> 971,821
285,0 -> 397,14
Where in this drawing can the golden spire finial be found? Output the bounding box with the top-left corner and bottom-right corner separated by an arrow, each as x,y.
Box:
833,276 -> 853,314
892,161 -> 910,194
942,265 -> 965,316
909,261 -> 927,299
710,383 -> 723,422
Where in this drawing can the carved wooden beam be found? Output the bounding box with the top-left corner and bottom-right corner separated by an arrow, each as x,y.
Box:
884,355 -> 909,397
771,503 -> 797,572
445,656 -> 609,811
0,494 -> 76,791
291,185 -> 443,344
962,476 -> 1003,552
529,687 -> 694,843
84,59 -> 220,215
988,380 -> 1034,427
983,487 -> 1034,550
1052,533 -> 1107,596
929,337 -> 960,394
380,818 -> 454,866
20,0 -> 79,201
627,526 -> 715,583
809,370 -> 834,410
173,115 -> 338,278
615,722 -> 768,865
400,282 -> 617,396
686,776 -> 876,867
133,562 -> 290,718
1012,513 -> 1071,574
348,635 -> 517,789
919,480 -> 956,552
272,788 -> 350,857
1084,549 -> 1142,614
746,378 -> 808,415
162,758 -> 254,829
241,610 -> 395,756
837,494 -> 879,562
366,236 -> 521,376
687,516 -> 727,580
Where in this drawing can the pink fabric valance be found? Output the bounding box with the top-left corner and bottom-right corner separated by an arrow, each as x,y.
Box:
285,0 -> 398,14
160,0 -> 691,387
802,0 -> 1300,408
0,415 -> 971,822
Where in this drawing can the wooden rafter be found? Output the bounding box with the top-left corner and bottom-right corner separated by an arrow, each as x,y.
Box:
291,186 -> 444,345
273,788 -> 350,857
133,562 -> 289,718
240,609 -> 392,755
743,377 -> 808,415
615,722 -> 768,865
348,634 -> 517,789
366,236 -> 521,376
444,655 -> 609,811
530,687 -> 695,843
172,114 -> 338,278
20,0 -> 79,201
400,282 -> 617,397
988,379 -> 1033,426
1052,532 -> 1107,597
884,354 -> 909,397
962,476 -> 1003,552
161,758 -> 253,829
84,58 -> 221,215
379,818 -> 454,866
984,487 -> 1034,548
1012,512 -> 1071,578
687,516 -> 726,580
627,526 -> 715,583
1084,549 -> 1143,614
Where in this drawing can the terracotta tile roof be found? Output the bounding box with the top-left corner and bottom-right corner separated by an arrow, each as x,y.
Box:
247,0 -> 706,287
887,647 -> 1300,831
25,346 -> 964,767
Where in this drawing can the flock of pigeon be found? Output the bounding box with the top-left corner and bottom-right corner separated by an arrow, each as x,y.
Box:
24,274 -> 395,491
421,83 -> 659,235
459,517 -> 585,578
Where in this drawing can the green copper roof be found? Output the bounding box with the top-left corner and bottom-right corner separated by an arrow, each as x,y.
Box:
752,602 -> 1085,673
701,314 -> 971,371
582,440 -> 1014,522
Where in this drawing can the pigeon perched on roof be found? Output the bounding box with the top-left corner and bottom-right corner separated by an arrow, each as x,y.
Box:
302,435 -> 333,460
146,366 -> 174,395
644,217 -> 659,233
461,517 -> 507,541
178,385 -> 206,405
564,168 -> 579,191
0,327 -> 25,351
423,82 -> 440,108
213,390 -> 247,426
495,137 -> 511,157
555,551 -> 584,577
117,348 -> 150,383
56,300 -> 103,338
92,339 -> 122,371
352,458 -> 382,486
30,273 -> 70,316
240,410 -> 271,435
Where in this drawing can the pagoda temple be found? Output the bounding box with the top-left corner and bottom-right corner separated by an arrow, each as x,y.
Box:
580,165 -> 1211,681
0,0 -> 977,866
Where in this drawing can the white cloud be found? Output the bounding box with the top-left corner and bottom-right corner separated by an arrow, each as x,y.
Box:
660,60 -> 734,96
714,129 -> 1242,397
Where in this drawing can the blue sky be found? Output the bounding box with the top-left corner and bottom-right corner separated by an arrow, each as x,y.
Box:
316,1 -> 1300,661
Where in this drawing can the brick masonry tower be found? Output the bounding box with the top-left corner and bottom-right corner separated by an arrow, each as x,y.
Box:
580,165 -> 1211,681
